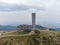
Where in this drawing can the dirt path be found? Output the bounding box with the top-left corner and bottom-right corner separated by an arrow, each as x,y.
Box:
0,31 -> 34,38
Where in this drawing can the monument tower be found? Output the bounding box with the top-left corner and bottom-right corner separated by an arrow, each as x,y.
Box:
32,13 -> 36,30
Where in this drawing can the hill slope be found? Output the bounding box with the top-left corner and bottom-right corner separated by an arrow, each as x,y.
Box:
0,30 -> 60,45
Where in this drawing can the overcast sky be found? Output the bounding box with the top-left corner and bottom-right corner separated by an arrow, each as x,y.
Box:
0,0 -> 60,28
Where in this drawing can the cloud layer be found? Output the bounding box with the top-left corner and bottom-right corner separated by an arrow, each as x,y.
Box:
0,0 -> 56,11
0,2 -> 45,11
0,0 -> 60,28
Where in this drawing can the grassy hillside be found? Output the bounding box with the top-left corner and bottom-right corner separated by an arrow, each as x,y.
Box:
31,30 -> 60,45
0,30 -> 60,45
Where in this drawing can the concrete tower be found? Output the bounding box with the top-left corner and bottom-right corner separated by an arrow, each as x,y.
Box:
32,13 -> 36,30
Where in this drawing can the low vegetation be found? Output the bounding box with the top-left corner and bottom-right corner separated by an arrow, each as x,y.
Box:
0,30 -> 60,45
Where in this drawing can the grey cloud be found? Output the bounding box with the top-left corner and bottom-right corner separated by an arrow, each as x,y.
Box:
0,2 -> 44,11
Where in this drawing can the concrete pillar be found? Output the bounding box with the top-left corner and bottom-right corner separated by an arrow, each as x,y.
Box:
32,13 -> 36,30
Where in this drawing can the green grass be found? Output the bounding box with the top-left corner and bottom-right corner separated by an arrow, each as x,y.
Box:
3,30 -> 31,35
0,30 -> 60,45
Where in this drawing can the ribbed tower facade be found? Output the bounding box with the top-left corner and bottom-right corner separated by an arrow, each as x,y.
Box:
32,13 -> 36,30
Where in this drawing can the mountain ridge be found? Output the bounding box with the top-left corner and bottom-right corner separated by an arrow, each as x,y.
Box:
0,25 -> 57,31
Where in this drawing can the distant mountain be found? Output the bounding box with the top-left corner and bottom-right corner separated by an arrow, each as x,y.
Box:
55,28 -> 60,31
0,25 -> 17,30
35,25 -> 47,30
17,24 -> 48,30
0,25 -> 47,30
0,25 -> 57,31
